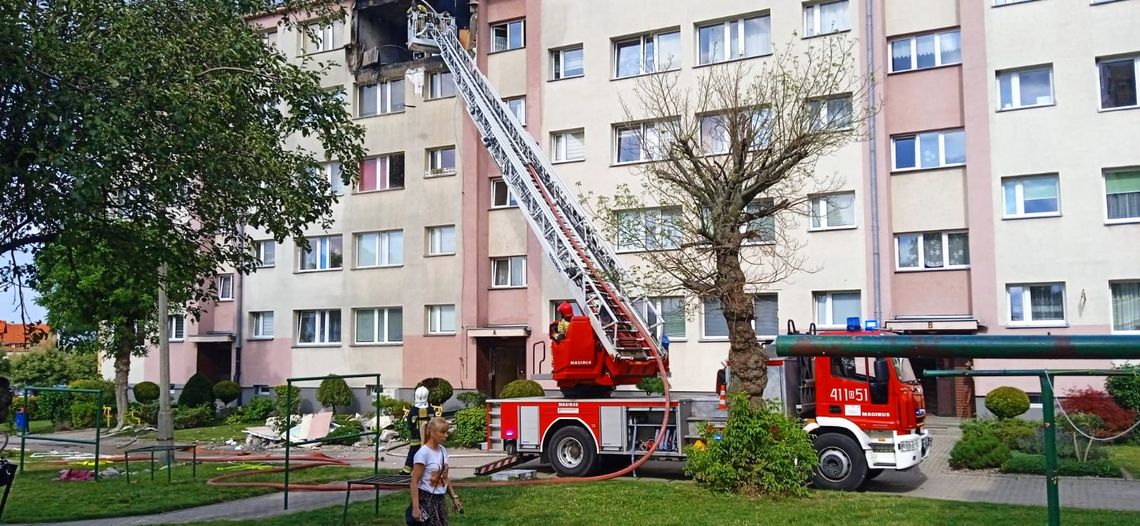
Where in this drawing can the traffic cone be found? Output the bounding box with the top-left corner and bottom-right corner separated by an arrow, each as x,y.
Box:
717,384 -> 726,410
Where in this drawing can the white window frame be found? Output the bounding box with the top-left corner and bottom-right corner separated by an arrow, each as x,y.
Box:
305,20 -> 342,54
1001,174 -> 1061,219
296,309 -> 341,344
635,296 -> 687,341
504,97 -> 526,125
813,290 -> 862,328
551,129 -> 585,162
251,311 -> 274,339
806,95 -> 854,131
888,30 -> 962,73
614,121 -> 667,164
891,129 -> 966,171
551,45 -> 584,80
427,225 -> 457,256
996,66 -> 1055,110
1110,281 -> 1140,334
615,207 -> 682,252
491,178 -> 519,208
322,162 -> 344,195
803,1 -> 850,38
359,154 -> 405,192
427,146 -> 456,176
168,315 -> 185,341
1007,283 -> 1067,327
354,307 -> 403,344
491,19 -> 525,52
218,274 -> 234,301
894,231 -> 970,271
699,113 -> 730,155
1098,55 -> 1140,111
298,234 -> 343,271
255,239 -> 276,267
491,256 -> 527,288
357,79 -> 405,117
696,15 -> 772,66
613,30 -> 682,78
1104,167 -> 1140,223
993,0 -> 1039,5
427,304 -> 457,334
809,192 -> 857,230
354,230 -> 404,268
427,71 -> 456,99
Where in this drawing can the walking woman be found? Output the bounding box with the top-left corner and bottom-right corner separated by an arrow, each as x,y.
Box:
409,417 -> 462,525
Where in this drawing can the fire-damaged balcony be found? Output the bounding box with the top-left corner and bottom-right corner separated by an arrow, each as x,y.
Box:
348,0 -> 471,83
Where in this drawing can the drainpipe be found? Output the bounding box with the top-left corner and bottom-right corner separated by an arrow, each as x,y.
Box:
865,0 -> 882,322
234,224 -> 245,404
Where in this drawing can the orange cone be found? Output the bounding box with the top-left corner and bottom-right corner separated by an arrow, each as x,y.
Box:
717,385 -> 726,410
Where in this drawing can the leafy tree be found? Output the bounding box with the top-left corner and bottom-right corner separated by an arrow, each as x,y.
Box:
9,343 -> 97,387
316,375 -> 353,414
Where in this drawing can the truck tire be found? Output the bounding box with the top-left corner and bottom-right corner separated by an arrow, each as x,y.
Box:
548,426 -> 598,477
812,433 -> 868,491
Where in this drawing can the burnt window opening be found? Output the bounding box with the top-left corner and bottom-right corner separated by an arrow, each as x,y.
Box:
350,0 -> 471,81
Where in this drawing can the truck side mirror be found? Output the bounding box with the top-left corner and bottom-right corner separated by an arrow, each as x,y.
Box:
871,359 -> 890,405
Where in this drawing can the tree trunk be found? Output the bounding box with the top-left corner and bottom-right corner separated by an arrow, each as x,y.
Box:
113,343 -> 132,432
717,249 -> 768,405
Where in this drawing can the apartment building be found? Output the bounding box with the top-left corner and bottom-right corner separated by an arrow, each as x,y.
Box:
123,0 -> 1139,417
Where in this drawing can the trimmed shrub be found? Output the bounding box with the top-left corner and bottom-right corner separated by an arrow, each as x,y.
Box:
684,393 -> 817,496
949,430 -> 1010,469
274,385 -> 301,416
134,401 -> 160,425
499,379 -> 544,399
173,405 -> 214,429
450,406 -> 487,448
69,379 -> 115,406
1107,365 -> 1140,413
36,390 -> 73,427
178,374 -> 215,409
317,376 -> 353,414
70,401 -> 99,429
637,377 -> 664,396
457,391 -> 487,409
1002,451 -> 1120,478
375,395 -> 411,420
213,381 -> 241,406
1062,388 -> 1138,438
985,386 -> 1030,419
326,415 -> 365,445
416,378 -> 454,406
992,418 -> 1040,450
133,381 -> 160,404
243,396 -> 275,422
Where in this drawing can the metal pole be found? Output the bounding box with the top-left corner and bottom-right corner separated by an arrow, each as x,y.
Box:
94,391 -> 101,482
18,389 -> 27,473
1040,374 -> 1060,526
284,379 -> 292,510
157,263 -> 174,462
776,334 -> 1140,359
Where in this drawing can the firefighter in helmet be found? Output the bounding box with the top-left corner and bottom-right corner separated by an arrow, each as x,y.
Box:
549,301 -> 574,343
403,386 -> 442,474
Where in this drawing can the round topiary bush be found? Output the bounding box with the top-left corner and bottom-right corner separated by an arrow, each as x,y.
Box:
498,379 -> 544,399
134,381 -> 160,404
178,373 -> 215,409
416,377 -> 454,406
986,386 -> 1031,419
213,380 -> 241,406
317,375 -> 353,413
450,406 -> 487,448
1106,364 -> 1140,413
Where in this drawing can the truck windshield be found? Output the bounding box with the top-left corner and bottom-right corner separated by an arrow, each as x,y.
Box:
892,358 -> 918,383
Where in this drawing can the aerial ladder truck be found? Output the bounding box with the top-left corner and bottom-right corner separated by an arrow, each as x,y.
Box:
407,6 -> 929,490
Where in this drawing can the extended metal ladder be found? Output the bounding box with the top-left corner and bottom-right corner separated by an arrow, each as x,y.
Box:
407,8 -> 663,363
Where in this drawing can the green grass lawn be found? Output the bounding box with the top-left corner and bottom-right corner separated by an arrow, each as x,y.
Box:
1108,444 -> 1140,477
166,480 -> 1140,526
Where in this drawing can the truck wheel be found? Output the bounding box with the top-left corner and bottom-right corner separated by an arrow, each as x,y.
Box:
548,426 -> 598,477
812,433 -> 868,491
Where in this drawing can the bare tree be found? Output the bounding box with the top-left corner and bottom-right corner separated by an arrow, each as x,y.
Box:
589,36 -> 875,403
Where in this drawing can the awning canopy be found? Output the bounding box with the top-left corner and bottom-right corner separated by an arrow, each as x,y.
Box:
189,333 -> 236,343
468,325 -> 530,338
884,316 -> 979,333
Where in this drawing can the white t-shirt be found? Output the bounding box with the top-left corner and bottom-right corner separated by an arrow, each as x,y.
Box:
414,444 -> 449,495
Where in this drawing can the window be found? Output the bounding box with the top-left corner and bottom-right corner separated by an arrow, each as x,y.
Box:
614,30 -> 681,77
255,240 -> 276,267
807,95 -> 853,130
699,114 -> 731,154
299,234 -> 343,271
814,291 -> 861,327
355,230 -> 403,267
891,129 -> 966,170
359,154 -> 405,192
505,97 -> 526,125
1007,283 -> 1066,325
697,15 -> 771,66
804,1 -> 849,37
551,129 -> 585,162
742,199 -> 776,244
262,30 -> 278,50
551,46 -> 584,80
305,20 -> 342,54
1105,168 -> 1140,221
168,315 -> 185,341
427,305 -> 457,334
491,19 -> 525,52
889,30 -> 961,73
615,207 -> 682,251
895,231 -> 970,270
218,274 -> 234,300
550,300 -> 585,320
427,146 -> 456,176
358,79 -> 405,117
615,121 -> 666,163
634,296 -> 686,340
997,66 -> 1054,110
1099,55 -> 1138,109
702,298 -> 728,338
993,0 -> 1037,5
427,225 -> 457,255
252,311 -> 274,338
491,178 -> 518,208
492,256 -> 527,288
1111,281 -> 1140,333
700,296 -> 777,339
810,192 -> 856,229
1002,175 -> 1060,218
321,162 -> 344,195
355,307 -> 403,343
427,71 -> 456,99
297,309 -> 341,344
